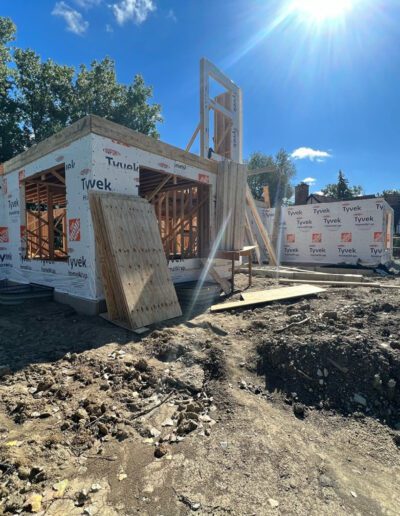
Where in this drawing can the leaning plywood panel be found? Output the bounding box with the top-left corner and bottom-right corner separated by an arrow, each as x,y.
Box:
90,192 -> 182,328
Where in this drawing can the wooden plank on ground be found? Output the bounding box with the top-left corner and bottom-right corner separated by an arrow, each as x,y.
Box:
201,258 -> 231,294
240,267 -> 367,283
278,278 -> 400,289
210,284 -> 325,312
90,192 -> 182,329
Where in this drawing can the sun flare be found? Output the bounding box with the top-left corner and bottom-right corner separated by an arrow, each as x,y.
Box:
291,0 -> 355,22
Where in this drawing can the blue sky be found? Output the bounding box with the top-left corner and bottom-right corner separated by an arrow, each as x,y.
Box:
1,0 -> 399,194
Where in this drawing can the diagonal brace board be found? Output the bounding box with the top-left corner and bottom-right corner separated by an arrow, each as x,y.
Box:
246,185 -> 277,265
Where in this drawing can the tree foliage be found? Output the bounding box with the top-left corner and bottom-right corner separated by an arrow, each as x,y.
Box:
0,17 -> 26,162
0,16 -> 162,162
379,189 -> 400,196
321,170 -> 363,200
247,149 -> 296,206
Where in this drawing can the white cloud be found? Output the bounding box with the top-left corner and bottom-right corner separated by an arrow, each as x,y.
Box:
106,23 -> 114,32
74,0 -> 102,8
302,177 -> 317,185
52,2 -> 89,34
167,8 -> 177,22
112,0 -> 155,25
313,190 -> 324,196
291,147 -> 332,161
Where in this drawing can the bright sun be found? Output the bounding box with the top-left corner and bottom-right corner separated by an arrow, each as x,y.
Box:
291,0 -> 355,22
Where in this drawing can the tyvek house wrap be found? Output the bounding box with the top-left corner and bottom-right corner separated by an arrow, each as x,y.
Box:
0,135 -> 97,297
255,198 -> 394,266
0,132 -> 230,301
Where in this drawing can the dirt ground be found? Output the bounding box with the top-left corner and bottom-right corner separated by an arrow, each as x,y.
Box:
1,273 -> 400,515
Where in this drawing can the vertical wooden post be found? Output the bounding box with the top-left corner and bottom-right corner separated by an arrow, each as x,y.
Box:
165,190 -> 170,256
47,186 -> 54,260
37,184 -> 42,259
189,186 -> 193,257
200,58 -> 209,159
173,177 -> 177,257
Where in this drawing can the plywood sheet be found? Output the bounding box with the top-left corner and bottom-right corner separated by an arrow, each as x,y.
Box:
90,192 -> 182,328
210,284 -> 325,312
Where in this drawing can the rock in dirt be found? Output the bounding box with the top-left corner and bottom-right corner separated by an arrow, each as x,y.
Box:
73,408 -> 88,422
75,489 -> 90,506
115,426 -> 130,441
25,493 -> 43,513
161,417 -> 174,427
268,498 -> 279,508
319,474 -> 335,488
293,403 -> 306,419
177,419 -> 198,435
53,479 -> 69,497
154,443 -> 170,458
97,422 -> 108,436
322,311 -> 338,320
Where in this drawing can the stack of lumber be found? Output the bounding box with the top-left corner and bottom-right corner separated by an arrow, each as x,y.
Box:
236,265 -> 400,289
90,192 -> 182,329
215,160 -> 247,251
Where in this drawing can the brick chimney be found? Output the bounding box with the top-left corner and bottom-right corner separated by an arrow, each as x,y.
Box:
295,182 -> 309,206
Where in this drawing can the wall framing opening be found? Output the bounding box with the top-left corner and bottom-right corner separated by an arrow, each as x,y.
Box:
24,166 -> 68,261
138,168 -> 210,260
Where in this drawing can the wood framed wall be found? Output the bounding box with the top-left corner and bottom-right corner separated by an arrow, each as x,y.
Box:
139,168 -> 210,260
24,166 -> 68,260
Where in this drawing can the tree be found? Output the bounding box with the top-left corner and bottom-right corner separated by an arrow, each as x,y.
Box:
0,17 -> 25,162
247,149 -> 296,206
14,48 -> 75,143
73,60 -> 161,138
0,16 -> 162,162
379,189 -> 400,196
321,170 -> 363,200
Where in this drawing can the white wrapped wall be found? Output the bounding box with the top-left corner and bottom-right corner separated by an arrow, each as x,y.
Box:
256,198 -> 393,266
0,136 -> 96,297
0,132 -> 230,302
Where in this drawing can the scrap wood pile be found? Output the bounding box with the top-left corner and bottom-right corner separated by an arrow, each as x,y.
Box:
89,192 -> 182,330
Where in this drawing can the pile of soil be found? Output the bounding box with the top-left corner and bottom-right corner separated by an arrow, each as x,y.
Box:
257,297 -> 400,426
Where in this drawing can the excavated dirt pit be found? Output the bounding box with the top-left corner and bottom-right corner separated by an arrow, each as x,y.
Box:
254,294 -> 400,427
